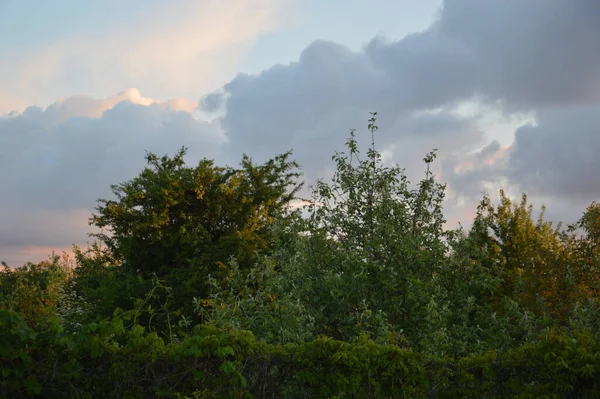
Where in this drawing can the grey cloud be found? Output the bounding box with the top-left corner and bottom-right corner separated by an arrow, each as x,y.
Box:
198,0 -> 600,235
368,0 -> 600,111
442,140 -> 506,199
477,140 -> 501,160
506,105 -> 600,201
1,100 -> 223,210
205,0 -> 600,183
447,104 -> 600,204
5,0 -> 600,264
437,0 -> 600,109
210,40 -> 482,182
380,111 -> 483,185
201,92 -> 226,113
0,209 -> 89,249
0,95 -> 225,265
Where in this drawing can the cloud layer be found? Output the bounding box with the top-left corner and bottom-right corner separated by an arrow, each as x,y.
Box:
0,90 -> 224,265
0,0 -> 289,113
203,0 -> 600,209
452,105 -> 600,202
3,0 -> 600,265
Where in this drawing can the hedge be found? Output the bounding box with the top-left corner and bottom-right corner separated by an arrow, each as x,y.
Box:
2,310 -> 599,398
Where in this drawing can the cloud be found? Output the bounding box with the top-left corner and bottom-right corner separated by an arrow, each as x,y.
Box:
207,0 -> 600,123
365,0 -> 600,112
205,39 -> 484,183
0,93 -> 25,115
0,90 -> 225,266
200,0 -> 600,228
204,0 -> 600,156
436,0 -> 600,109
506,106 -> 600,201
4,1 -> 600,263
0,208 -> 89,266
447,104 -> 600,203
0,0 -> 289,113
443,140 -> 508,198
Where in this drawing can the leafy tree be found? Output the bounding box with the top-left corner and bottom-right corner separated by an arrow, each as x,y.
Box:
7,112 -> 600,396
69,243 -> 152,325
89,147 -> 302,302
0,254 -> 73,330
569,201 -> 600,288
230,114 -> 451,345
463,190 -> 593,323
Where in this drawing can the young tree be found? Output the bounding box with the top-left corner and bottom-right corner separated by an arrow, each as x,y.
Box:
263,114 -> 451,342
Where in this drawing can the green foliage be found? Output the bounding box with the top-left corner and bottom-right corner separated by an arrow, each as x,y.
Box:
0,253 -> 75,331
255,114 -> 453,349
70,243 -> 151,324
4,113 -> 600,397
194,255 -> 317,345
466,191 -> 599,322
89,147 -> 302,298
3,310 -> 600,398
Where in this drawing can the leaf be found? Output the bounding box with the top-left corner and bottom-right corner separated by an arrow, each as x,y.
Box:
215,346 -> 235,358
220,360 -> 237,375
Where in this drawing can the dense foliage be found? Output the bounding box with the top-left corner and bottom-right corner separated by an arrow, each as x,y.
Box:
2,115 -> 600,398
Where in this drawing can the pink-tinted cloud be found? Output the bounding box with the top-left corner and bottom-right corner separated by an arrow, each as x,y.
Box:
30,88 -> 198,127
0,0 -> 291,113
0,89 -> 225,266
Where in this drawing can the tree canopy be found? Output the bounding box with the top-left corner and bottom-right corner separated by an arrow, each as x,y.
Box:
2,115 -> 600,397
89,147 -> 302,297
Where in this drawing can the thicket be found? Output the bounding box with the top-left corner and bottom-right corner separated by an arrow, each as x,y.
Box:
2,114 -> 600,398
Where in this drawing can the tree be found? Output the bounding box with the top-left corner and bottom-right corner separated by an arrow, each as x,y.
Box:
0,254 -> 73,330
567,202 -> 600,304
253,114 -> 451,343
464,190 -> 588,322
89,147 -> 302,300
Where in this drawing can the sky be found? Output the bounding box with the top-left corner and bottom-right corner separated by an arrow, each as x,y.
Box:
1,0 -> 599,266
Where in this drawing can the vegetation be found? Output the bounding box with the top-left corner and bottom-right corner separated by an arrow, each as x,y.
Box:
2,114 -> 600,398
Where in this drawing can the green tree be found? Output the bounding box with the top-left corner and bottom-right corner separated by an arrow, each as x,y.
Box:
252,114 -> 451,344
567,202 -> 600,312
0,254 -> 72,330
89,147 -> 302,307
464,191 -> 588,323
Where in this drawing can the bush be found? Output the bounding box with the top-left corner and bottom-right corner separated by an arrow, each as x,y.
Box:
3,310 -> 600,398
